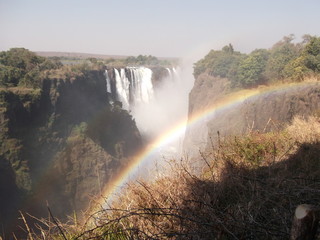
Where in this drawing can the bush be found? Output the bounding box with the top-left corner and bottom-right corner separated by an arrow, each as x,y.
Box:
28,117 -> 320,239
236,49 -> 269,87
0,48 -> 63,88
194,34 -> 320,89
193,44 -> 244,80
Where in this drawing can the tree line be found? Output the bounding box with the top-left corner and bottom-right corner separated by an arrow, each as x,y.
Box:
194,34 -> 320,88
0,48 -> 63,88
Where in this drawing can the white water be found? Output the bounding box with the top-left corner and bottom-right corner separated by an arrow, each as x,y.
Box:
103,62 -> 195,200
129,67 -> 154,104
107,67 -> 155,110
105,70 -> 112,93
133,64 -> 194,156
166,68 -> 172,79
114,68 -> 130,109
105,63 -> 194,157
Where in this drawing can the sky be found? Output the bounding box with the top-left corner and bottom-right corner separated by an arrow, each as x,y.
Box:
1,0 -> 320,59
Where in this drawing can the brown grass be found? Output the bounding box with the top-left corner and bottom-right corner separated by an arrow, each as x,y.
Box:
66,116 -> 319,239
286,115 -> 320,144
22,117 -> 320,239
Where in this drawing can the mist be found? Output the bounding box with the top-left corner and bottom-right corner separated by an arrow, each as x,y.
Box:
132,60 -> 195,155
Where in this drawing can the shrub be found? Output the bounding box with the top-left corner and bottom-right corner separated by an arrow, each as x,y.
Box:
28,117 -> 320,239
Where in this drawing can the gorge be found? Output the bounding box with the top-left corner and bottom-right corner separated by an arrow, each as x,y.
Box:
1,37 -> 320,238
0,59 -> 192,237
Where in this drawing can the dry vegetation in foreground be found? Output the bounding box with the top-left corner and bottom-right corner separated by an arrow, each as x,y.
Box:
19,116 -> 320,239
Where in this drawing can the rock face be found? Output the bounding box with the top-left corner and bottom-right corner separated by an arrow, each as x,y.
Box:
0,70 -> 142,236
184,74 -> 231,155
184,73 -> 320,156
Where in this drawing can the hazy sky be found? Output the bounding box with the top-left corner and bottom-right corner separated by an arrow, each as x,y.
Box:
1,0 -> 320,58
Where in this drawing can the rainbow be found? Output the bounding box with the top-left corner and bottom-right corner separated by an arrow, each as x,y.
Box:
96,80 -> 319,207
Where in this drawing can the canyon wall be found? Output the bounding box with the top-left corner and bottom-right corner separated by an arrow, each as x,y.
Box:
184,73 -> 320,156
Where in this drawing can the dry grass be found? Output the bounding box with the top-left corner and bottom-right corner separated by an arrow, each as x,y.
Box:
287,115 -> 320,144
73,116 -> 319,239
21,117 -> 320,239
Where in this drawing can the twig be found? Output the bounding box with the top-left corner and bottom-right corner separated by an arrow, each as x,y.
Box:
12,232 -> 18,240
47,205 -> 68,240
19,211 -> 34,240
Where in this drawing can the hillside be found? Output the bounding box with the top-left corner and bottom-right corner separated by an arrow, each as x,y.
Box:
22,116 -> 320,239
16,36 -> 320,240
0,48 -> 182,239
184,77 -> 320,157
2,35 -> 320,239
184,35 -> 320,157
0,49 -> 143,238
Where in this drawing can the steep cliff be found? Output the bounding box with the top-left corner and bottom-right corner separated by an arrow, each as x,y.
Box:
184,73 -> 320,156
0,70 -> 142,236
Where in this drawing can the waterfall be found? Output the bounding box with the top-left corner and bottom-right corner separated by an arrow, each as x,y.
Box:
166,68 -> 172,79
106,67 -> 155,110
114,68 -> 130,109
130,67 -> 153,104
105,70 -> 112,93
172,67 -> 180,81
103,64 -> 194,181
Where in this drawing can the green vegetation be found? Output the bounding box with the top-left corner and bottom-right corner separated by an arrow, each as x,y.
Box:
123,55 -> 172,67
0,48 -> 174,91
237,49 -> 269,87
194,44 -> 245,81
0,48 -> 62,88
0,50 -> 145,238
46,54 -> 175,69
194,34 -> 320,88
91,54 -> 174,68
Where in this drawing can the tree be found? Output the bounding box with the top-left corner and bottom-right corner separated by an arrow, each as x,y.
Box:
303,36 -> 320,72
193,45 -> 244,79
284,36 -> 320,80
0,48 -> 63,87
0,48 -> 45,72
0,65 -> 23,87
193,34 -> 320,88
236,49 -> 269,87
222,43 -> 234,54
265,35 -> 300,80
124,55 -> 160,66
283,56 -> 310,81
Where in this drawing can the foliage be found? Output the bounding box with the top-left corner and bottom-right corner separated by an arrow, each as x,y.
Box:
194,34 -> 320,89
106,54 -> 173,67
193,44 -> 245,80
265,35 -> 301,80
303,36 -> 320,72
125,55 -> 158,66
0,48 -> 63,88
283,56 -> 310,81
235,49 -> 269,87
0,65 -> 23,87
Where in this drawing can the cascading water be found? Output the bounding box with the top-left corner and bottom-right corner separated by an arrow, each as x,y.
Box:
105,65 -> 192,157
105,69 -> 112,93
166,68 -> 172,79
105,67 -> 155,110
113,68 -> 130,109
130,67 -> 154,104
103,62 -> 194,200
